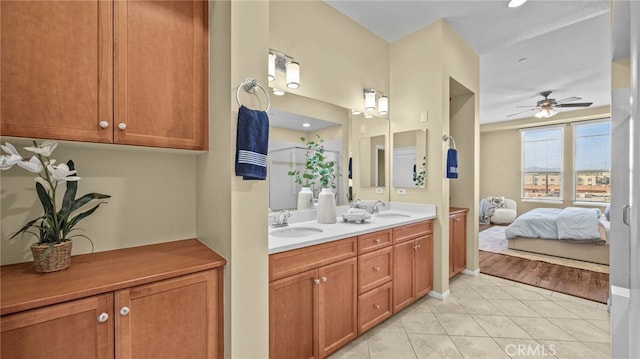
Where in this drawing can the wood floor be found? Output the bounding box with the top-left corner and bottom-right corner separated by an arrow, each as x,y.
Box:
479,250 -> 609,303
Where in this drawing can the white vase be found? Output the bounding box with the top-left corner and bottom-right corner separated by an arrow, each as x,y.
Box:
317,188 -> 337,224
297,187 -> 314,210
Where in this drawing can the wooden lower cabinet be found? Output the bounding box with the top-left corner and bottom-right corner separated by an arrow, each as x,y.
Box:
269,258 -> 357,359
449,208 -> 469,278
393,221 -> 434,313
1,239 -> 225,359
358,282 -> 392,334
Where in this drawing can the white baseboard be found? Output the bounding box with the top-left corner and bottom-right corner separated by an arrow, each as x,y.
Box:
428,289 -> 450,300
463,268 -> 480,276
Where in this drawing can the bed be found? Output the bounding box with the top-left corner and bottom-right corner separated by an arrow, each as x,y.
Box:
506,207 -> 610,265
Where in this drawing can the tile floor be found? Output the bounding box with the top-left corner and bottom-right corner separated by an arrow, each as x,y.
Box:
329,274 -> 610,359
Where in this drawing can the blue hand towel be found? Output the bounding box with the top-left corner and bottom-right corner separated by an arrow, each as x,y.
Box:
446,148 -> 458,179
236,105 -> 269,180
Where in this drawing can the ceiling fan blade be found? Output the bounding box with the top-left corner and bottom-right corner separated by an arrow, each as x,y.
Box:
515,105 -> 536,108
556,96 -> 581,104
506,108 -> 536,117
556,102 -> 593,108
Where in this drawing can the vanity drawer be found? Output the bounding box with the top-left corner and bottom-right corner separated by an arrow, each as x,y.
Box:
358,281 -> 392,335
269,237 -> 357,281
358,229 -> 392,254
358,247 -> 393,294
393,220 -> 433,243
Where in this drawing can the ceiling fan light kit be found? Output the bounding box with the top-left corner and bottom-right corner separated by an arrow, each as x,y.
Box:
507,90 -> 593,119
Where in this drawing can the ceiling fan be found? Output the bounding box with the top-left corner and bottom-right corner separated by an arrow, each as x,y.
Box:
507,90 -> 593,119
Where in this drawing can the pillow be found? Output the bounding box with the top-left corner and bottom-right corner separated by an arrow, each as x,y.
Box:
604,204 -> 611,221
488,196 -> 506,208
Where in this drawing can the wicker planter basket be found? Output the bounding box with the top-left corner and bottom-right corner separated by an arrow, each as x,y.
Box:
30,241 -> 72,273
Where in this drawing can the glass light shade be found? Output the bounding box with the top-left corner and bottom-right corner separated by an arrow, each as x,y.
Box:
268,53 -> 276,82
364,91 -> 376,111
351,109 -> 362,115
286,62 -> 300,89
364,114 -> 373,119
535,108 -> 557,118
507,0 -> 527,7
272,88 -> 285,96
378,96 -> 389,115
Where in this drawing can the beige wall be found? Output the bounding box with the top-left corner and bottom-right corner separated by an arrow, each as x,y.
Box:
390,19 -> 479,295
480,106 -> 611,216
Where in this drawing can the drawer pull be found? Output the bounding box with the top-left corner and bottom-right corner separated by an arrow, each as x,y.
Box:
120,306 -> 130,316
118,122 -> 127,131
314,279 -> 321,285
373,266 -> 381,272
97,312 -> 109,323
373,238 -> 381,244
321,276 -> 327,282
373,304 -> 381,309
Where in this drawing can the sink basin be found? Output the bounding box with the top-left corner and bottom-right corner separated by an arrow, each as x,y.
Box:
270,226 -> 323,238
375,212 -> 411,219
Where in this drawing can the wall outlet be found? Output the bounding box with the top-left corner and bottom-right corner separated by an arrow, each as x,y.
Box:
420,111 -> 428,122
396,188 -> 407,195
375,187 -> 384,194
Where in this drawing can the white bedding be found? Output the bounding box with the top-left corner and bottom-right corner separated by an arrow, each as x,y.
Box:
505,207 -> 605,242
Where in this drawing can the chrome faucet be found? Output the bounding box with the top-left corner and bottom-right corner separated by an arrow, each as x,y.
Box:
271,210 -> 291,228
371,200 -> 386,214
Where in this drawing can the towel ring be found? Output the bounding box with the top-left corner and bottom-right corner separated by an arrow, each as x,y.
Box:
236,78 -> 270,112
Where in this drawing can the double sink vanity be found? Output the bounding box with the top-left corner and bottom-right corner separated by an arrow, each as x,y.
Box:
268,202 -> 436,358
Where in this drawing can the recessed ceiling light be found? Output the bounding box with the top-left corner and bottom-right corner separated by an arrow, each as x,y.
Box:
302,123 -> 311,127
272,88 -> 285,96
507,0 -> 527,8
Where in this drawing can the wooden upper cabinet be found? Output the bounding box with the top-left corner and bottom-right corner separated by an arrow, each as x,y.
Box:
0,0 -> 113,143
0,0 -> 208,150
114,0 -> 208,150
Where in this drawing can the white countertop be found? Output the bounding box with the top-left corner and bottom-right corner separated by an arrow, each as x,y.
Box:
268,202 -> 437,254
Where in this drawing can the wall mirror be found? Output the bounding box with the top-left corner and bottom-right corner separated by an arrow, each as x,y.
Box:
267,94 -> 349,211
392,129 -> 427,189
359,134 -> 386,188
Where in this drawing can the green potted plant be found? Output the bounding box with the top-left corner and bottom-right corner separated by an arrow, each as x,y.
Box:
0,140 -> 110,272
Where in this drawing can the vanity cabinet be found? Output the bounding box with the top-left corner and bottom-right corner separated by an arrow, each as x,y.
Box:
0,0 -> 208,150
269,238 -> 358,359
1,239 -> 226,359
357,230 -> 393,334
449,208 -> 469,278
392,220 -> 434,313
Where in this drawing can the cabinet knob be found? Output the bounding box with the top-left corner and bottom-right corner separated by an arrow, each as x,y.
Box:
417,244 -> 421,249
99,121 -> 109,129
118,122 -> 127,130
97,312 -> 109,323
314,279 -> 321,285
373,304 -> 381,309
321,276 -> 327,282
373,266 -> 381,272
373,238 -> 381,244
120,306 -> 130,316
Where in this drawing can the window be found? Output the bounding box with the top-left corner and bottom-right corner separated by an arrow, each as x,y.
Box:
574,120 -> 611,203
521,127 -> 563,201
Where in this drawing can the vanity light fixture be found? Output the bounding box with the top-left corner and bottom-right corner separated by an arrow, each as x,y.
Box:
351,109 -> 362,115
272,88 -> 285,96
363,88 -> 390,115
269,49 -> 301,89
286,61 -> 300,89
507,0 -> 527,8
364,114 -> 373,119
268,53 -> 276,82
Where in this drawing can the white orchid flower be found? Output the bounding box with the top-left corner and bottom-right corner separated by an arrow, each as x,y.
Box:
47,163 -> 81,183
17,156 -> 44,173
0,143 -> 23,170
24,141 -> 58,157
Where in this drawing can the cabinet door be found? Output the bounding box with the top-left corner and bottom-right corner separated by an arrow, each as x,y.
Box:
115,0 -> 208,150
453,213 -> 467,275
318,258 -> 358,358
393,239 -> 416,313
415,235 -> 433,298
1,0 -> 113,143
270,269 -> 319,359
115,270 -> 220,359
449,216 -> 456,278
1,294 -> 113,359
